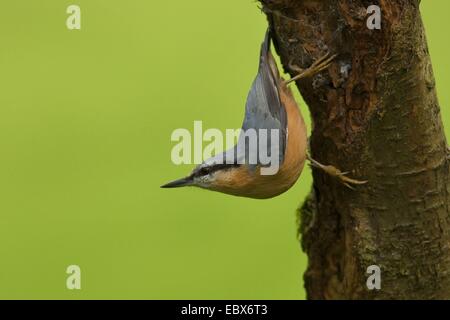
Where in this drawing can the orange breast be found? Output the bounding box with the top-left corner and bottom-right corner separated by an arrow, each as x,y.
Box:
211,85 -> 308,199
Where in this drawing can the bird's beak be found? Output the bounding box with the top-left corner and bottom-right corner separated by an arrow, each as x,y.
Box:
160,176 -> 193,188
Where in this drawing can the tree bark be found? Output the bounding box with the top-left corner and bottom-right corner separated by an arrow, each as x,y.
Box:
259,0 -> 450,299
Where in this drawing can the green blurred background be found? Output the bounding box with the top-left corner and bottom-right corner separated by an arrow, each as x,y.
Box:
0,1 -> 448,299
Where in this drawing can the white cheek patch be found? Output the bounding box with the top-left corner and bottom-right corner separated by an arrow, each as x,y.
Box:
194,174 -> 212,188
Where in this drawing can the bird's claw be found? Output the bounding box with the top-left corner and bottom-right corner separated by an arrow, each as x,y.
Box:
285,52 -> 338,85
335,170 -> 368,190
307,156 -> 368,190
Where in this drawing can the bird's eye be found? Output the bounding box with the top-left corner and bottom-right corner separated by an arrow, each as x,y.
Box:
199,168 -> 210,176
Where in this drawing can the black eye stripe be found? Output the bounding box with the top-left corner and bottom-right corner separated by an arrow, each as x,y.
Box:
195,163 -> 240,177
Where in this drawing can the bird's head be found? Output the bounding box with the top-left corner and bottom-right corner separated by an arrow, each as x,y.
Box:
161,158 -> 242,192
161,156 -> 287,199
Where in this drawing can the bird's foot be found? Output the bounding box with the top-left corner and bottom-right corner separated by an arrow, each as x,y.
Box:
307,155 -> 368,190
284,53 -> 337,85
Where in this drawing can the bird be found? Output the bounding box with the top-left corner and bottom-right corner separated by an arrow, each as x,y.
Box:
161,29 -> 366,199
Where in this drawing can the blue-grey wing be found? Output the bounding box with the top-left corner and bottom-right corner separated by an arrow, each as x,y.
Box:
239,30 -> 287,169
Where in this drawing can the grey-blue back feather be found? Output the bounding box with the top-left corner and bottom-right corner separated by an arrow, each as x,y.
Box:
238,30 -> 287,168
199,30 -> 287,173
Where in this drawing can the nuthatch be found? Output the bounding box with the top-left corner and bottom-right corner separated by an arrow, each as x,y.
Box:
162,30 -> 366,199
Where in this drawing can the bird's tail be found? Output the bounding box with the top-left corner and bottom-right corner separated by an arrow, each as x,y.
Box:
259,28 -> 282,85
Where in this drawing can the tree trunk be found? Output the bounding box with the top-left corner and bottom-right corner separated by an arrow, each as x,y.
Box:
259,0 -> 450,299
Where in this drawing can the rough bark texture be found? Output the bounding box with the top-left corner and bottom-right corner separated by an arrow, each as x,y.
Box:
259,0 -> 450,299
